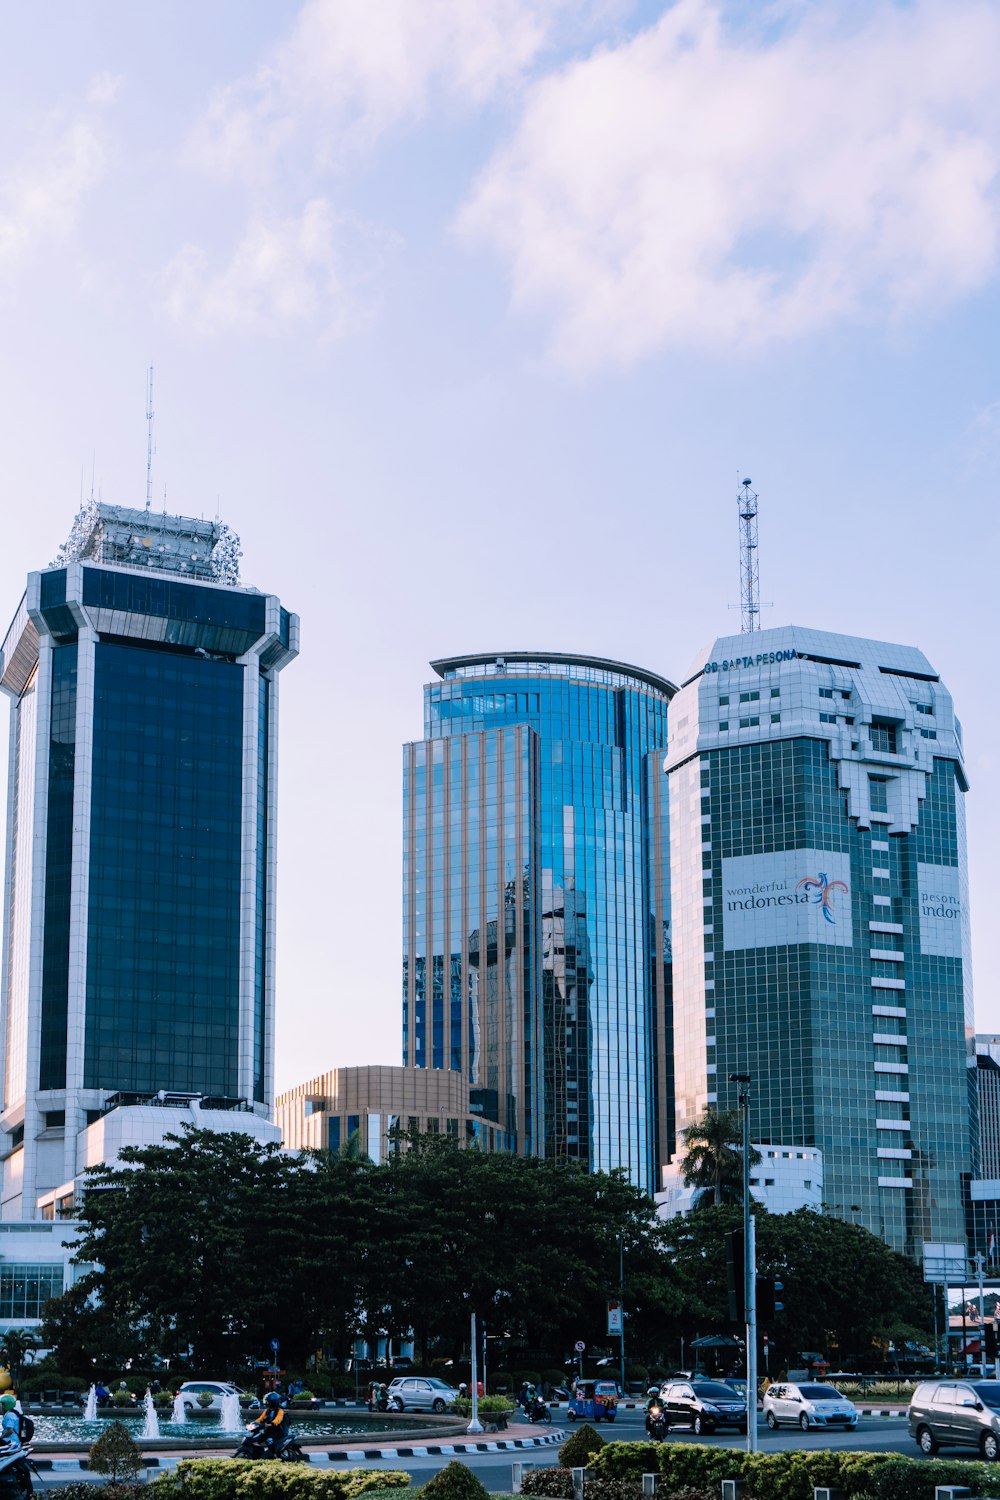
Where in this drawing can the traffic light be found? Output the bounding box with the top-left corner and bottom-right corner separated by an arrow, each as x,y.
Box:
986,1322 -> 998,1362
725,1229 -> 745,1323
756,1277 -> 785,1322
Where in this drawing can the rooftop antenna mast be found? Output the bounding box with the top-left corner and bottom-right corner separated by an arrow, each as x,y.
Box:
738,476 -> 761,633
145,364 -> 155,513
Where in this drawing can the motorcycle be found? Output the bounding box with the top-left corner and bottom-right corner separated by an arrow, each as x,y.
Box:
233,1426 -> 307,1463
0,1443 -> 40,1499
645,1404 -> 668,1442
526,1397 -> 552,1425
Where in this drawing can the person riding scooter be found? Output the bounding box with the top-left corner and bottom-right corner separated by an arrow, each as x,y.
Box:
0,1396 -> 20,1453
244,1393 -> 289,1455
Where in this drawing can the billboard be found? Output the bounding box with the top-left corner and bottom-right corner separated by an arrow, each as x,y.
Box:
917,863 -> 963,958
722,850 -> 853,951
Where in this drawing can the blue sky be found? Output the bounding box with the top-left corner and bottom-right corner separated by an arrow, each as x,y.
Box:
1,0 -> 998,1092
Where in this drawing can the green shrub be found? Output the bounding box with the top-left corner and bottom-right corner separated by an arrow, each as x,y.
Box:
558,1423 -> 605,1469
588,1441 -> 658,1479
152,1390 -> 174,1408
58,1485 -> 144,1500
656,1445 -> 740,1494
111,1389 -> 137,1408
415,1460 -> 490,1500
148,1459 -> 412,1500
519,1468 -> 573,1499
512,1371 -> 542,1389
89,1421 -> 143,1483
866,1457 -> 1000,1500
454,1395 -> 514,1417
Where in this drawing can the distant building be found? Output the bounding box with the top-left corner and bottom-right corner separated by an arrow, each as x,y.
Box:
664,625 -> 972,1256
0,500 -> 297,1218
276,1064 -> 504,1161
974,1037 -> 1000,1180
655,1143 -> 824,1220
402,652 -> 674,1193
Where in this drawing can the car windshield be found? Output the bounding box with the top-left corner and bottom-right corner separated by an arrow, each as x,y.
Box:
799,1386 -> 841,1400
973,1384 -> 1000,1409
694,1383 -> 739,1398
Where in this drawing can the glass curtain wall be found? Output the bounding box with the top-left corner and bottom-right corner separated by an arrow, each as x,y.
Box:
403,657 -> 672,1191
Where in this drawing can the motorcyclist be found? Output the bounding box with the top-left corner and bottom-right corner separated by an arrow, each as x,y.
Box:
644,1386 -> 665,1434
0,1395 -> 20,1452
519,1382 -> 537,1414
246,1392 -> 288,1454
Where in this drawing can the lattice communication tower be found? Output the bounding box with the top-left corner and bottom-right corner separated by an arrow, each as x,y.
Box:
738,476 -> 760,633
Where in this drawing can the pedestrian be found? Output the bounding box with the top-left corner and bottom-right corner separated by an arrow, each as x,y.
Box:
366,1380 -> 376,1412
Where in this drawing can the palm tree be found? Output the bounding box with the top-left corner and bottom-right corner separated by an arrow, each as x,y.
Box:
679,1108 -> 761,1207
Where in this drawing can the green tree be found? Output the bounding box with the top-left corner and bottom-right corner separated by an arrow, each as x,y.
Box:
88,1421 -> 142,1483
679,1109 -> 760,1207
658,1204 -> 933,1364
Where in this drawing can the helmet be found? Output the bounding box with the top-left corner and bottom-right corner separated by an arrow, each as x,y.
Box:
264,1393 -> 281,1408
0,1396 -> 15,1412
647,1387 -> 659,1398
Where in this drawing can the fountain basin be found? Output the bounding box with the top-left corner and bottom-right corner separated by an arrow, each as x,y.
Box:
26,1411 -> 467,1451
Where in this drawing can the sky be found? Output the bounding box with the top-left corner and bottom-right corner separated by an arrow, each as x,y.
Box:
1,0 -> 999,1094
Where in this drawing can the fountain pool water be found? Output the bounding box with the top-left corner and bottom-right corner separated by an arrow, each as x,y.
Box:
142,1392 -> 160,1439
219,1393 -> 242,1431
171,1391 -> 187,1424
84,1386 -> 97,1421
26,1413 -> 425,1444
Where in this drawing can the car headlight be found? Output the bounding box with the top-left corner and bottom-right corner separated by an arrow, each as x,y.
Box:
702,1404 -> 719,1412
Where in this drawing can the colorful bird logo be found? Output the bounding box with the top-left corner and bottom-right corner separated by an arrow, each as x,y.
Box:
797,872 -> 849,924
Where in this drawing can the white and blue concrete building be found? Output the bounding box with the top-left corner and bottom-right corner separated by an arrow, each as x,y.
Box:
663,625 -> 973,1254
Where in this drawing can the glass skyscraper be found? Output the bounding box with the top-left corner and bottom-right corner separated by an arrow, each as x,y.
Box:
0,501 -> 298,1219
402,652 -> 674,1192
664,626 -> 972,1254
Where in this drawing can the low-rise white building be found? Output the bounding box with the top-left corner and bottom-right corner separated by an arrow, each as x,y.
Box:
655,1144 -> 824,1220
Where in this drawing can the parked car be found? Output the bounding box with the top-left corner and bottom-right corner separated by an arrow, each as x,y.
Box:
175,1381 -> 241,1412
658,1379 -> 748,1435
389,1357 -> 415,1370
387,1376 -> 460,1413
763,1382 -> 857,1431
908,1379 -> 1000,1458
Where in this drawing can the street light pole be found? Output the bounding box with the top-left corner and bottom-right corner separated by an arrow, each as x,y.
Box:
730,1073 -> 757,1453
468,1312 -> 483,1433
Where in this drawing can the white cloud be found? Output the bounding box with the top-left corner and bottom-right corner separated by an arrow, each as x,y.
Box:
187,0 -> 616,180
458,0 -> 1000,366
161,198 -> 390,338
0,80 -> 112,272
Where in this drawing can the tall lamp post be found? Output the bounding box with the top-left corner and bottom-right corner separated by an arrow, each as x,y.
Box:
730,1073 -> 757,1453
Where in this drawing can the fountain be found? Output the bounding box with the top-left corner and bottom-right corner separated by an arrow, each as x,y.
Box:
142,1391 -> 160,1439
172,1390 -> 188,1424
84,1385 -> 97,1421
220,1392 -> 242,1431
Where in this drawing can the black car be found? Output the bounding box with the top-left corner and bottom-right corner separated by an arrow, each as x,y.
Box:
660,1379 -> 748,1435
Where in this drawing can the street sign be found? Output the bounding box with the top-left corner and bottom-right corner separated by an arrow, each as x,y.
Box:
923,1242 -> 967,1284
574,1340 -> 586,1352
270,1338 -> 280,1353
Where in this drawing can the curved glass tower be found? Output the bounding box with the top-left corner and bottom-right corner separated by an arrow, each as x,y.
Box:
402,652 -> 675,1192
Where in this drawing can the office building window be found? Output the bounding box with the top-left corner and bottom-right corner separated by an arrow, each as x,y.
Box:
869,777 -> 889,813
819,712 -> 836,723
0,1265 -> 63,1319
870,720 -> 897,753
739,690 -> 760,703
819,687 -> 834,699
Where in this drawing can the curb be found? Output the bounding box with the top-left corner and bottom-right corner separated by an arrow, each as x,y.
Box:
30,1430 -> 567,1472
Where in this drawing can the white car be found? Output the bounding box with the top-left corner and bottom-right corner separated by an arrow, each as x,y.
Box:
387,1376 -> 459,1413
763,1381 -> 857,1430
176,1381 -> 241,1412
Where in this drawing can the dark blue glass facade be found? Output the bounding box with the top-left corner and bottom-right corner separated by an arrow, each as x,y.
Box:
39,645 -> 77,1090
84,642 -> 245,1095
403,657 -> 673,1191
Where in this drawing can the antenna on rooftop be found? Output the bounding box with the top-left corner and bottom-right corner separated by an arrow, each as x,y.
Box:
145,364 -> 155,512
732,476 -> 772,633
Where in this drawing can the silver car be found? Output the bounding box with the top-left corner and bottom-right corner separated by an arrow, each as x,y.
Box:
763,1381 -> 857,1430
176,1380 -> 241,1413
908,1379 -> 1000,1459
387,1376 -> 459,1413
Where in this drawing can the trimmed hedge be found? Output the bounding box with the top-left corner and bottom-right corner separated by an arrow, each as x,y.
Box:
415,1461 -> 490,1500
585,1439 -> 1000,1500
520,1471 -> 573,1499
148,1460 -> 412,1500
558,1424 -> 605,1469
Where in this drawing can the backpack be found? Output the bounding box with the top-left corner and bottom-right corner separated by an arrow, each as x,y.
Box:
18,1413 -> 34,1442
